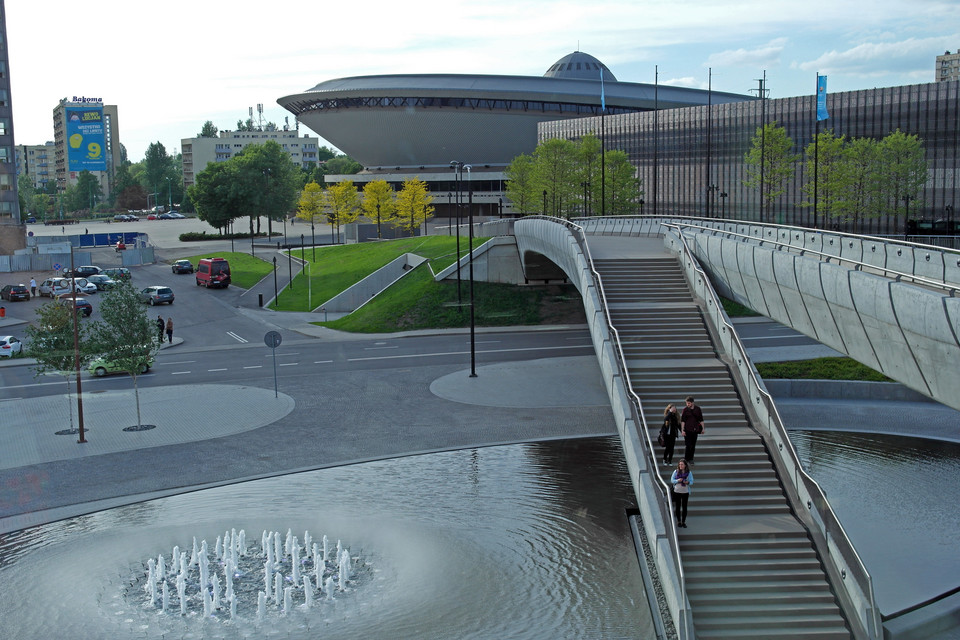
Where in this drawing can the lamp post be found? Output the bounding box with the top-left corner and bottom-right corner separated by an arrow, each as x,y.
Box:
230,220 -> 235,252
498,197 -> 503,219
311,220 -> 316,261
903,195 -> 913,237
447,192 -> 453,234
166,177 -> 172,211
542,190 -> 548,216
272,256 -> 278,302
707,184 -> 719,217
720,192 -> 728,219
376,202 -> 382,239
465,164 -> 477,378
639,198 -> 644,215
450,161 -> 463,309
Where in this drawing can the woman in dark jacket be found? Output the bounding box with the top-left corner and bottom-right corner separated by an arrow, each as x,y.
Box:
661,403 -> 681,465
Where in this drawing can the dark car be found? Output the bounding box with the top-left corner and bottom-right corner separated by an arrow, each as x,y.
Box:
102,267 -> 131,281
63,265 -> 101,278
60,298 -> 93,316
86,274 -> 117,290
171,259 -> 194,274
0,284 -> 30,301
25,216 -> 37,224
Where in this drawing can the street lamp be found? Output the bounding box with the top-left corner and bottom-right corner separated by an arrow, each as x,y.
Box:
465,164 -> 477,378
720,192 -> 728,219
376,201 -> 382,239
166,177 -> 172,211
542,190 -> 548,216
639,198 -> 644,215
498,197 -> 503,219
447,192 -> 452,234
707,184 -> 719,217
450,161 -> 463,309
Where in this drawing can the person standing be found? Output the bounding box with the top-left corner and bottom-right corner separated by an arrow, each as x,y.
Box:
165,318 -> 174,344
156,315 -> 165,344
661,404 -> 681,465
29,277 -> 37,297
680,396 -> 704,462
671,459 -> 693,528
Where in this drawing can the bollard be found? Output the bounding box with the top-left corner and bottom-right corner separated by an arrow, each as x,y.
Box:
0,306 -> 5,318
258,294 -> 263,308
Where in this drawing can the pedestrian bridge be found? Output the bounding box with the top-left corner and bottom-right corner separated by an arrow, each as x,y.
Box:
508,216 -> 960,640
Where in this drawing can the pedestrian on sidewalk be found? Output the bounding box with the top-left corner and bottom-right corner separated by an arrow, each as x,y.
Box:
680,396 -> 704,462
165,317 -> 174,344
29,277 -> 36,297
671,459 -> 693,528
661,403 -> 681,465
156,315 -> 165,344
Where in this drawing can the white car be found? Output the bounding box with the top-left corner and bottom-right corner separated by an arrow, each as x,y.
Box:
0,335 -> 23,358
71,278 -> 99,294
38,278 -> 72,297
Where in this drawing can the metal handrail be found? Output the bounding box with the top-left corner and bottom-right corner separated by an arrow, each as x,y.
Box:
663,223 -> 882,638
674,222 -> 960,296
523,215 -> 693,637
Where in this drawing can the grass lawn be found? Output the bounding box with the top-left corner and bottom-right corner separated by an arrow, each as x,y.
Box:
721,297 -> 760,317
755,357 -> 892,382
171,252 -> 275,290
271,236 -> 486,313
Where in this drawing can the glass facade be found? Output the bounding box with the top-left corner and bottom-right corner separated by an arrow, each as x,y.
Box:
541,80 -> 960,233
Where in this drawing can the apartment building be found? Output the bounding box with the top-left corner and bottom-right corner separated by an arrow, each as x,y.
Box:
15,141 -> 55,190
181,128 -> 320,189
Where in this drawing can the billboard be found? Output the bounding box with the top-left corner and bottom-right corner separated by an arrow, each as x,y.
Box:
65,105 -> 107,171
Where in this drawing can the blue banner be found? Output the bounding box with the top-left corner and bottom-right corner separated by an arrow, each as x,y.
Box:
816,75 -> 829,121
66,106 -> 107,171
600,68 -> 606,112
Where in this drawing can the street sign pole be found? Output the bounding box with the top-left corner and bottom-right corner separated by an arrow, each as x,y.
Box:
264,331 -> 282,397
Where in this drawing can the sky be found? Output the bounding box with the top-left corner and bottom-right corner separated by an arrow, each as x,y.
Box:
6,0 -> 959,163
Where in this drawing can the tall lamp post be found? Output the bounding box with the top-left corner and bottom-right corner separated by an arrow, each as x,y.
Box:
542,190 -> 548,216
720,192 -> 728,219
447,192 -> 453,234
707,184 -> 719,217
450,161 -> 463,309
465,164 -> 477,378
311,220 -> 316,261
376,202 -> 382,239
166,177 -> 172,211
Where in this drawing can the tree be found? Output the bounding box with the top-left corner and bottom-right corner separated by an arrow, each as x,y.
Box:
393,177 -> 434,235
143,142 -> 174,206
18,174 -> 36,216
361,180 -> 396,237
88,281 -> 160,429
834,136 -> 881,232
111,163 -> 143,209
24,300 -> 97,433
876,129 -> 927,233
70,171 -> 103,212
198,121 -> 219,137
802,130 -> 847,225
743,122 -> 799,221
578,134 -> 603,216
322,180 -> 361,242
505,153 -> 537,215
188,161 -> 242,231
324,155 -> 363,175
233,141 -> 301,235
605,150 -> 642,216
297,181 -> 326,226
534,138 -> 579,217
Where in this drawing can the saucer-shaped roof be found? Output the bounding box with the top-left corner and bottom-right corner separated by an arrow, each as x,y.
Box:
544,51 -> 617,82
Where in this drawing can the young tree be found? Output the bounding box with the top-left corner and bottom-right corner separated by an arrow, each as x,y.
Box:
71,171 -> 103,212
198,121 -> 219,137
578,134 -> 603,215
322,180 -> 361,242
505,153 -> 536,215
24,301 -> 97,433
534,138 -> 578,217
802,130 -> 847,224
188,161 -> 241,232
233,141 -> 301,236
361,180 -> 396,238
143,142 -> 174,204
877,129 -> 927,232
297,181 -> 326,227
393,178 -> 434,235
88,281 -> 160,429
605,150 -> 642,216
18,174 -> 36,215
834,137 -> 881,232
743,122 -> 799,221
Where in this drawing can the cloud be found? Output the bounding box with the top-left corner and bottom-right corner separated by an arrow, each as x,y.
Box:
706,38 -> 789,68
798,35 -> 957,76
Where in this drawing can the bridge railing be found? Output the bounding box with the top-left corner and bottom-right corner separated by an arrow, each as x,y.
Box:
662,223 -> 883,639
515,216 -> 694,639
577,215 -> 960,292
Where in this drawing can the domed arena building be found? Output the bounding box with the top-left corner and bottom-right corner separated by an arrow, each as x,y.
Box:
278,52 -> 753,218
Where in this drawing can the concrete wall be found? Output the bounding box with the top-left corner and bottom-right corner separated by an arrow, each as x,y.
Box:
433,237 -> 526,284
319,253 -> 428,313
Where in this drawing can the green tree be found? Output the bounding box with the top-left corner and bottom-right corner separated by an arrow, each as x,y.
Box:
505,153 -> 537,215
578,134 -> 603,215
70,171 -> 103,212
876,129 -> 927,232
188,161 -> 241,231
18,173 -> 36,215
834,136 -> 881,232
198,121 -> 219,137
605,150 -> 642,216
361,180 -> 396,238
233,141 -> 301,236
24,300 -> 97,433
534,138 -> 579,217
110,163 -> 143,209
322,180 -> 361,241
802,130 -> 847,224
324,155 -> 363,175
393,178 -> 434,235
143,142 -> 174,207
743,122 -> 799,221
88,281 -> 160,429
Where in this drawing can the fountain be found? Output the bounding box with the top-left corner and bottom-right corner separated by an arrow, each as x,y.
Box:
124,527 -> 366,624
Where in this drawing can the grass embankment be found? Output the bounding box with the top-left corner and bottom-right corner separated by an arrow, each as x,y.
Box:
755,357 -> 892,382
278,236 -> 583,333
174,252 -> 275,290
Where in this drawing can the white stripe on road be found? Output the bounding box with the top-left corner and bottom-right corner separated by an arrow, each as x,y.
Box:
226,332 -> 248,343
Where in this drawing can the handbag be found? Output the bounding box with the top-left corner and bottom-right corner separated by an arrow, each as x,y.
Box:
658,421 -> 668,447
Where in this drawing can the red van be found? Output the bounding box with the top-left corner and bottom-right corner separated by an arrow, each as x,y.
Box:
195,257 -> 231,288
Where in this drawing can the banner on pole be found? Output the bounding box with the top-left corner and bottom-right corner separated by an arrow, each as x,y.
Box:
816,75 -> 829,121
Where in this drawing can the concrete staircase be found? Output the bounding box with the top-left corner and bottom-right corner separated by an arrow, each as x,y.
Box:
592,256 -> 852,640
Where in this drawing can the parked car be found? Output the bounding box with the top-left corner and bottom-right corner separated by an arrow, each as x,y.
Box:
158,213 -> 174,220
86,274 -> 117,290
63,265 -> 101,278
139,286 -> 174,305
88,353 -> 154,376
115,241 -> 127,251
171,259 -> 194,274
195,257 -> 231,288
168,212 -> 186,219
0,284 -> 30,301
102,267 -> 132,281
38,278 -> 72,298
25,216 -> 37,224
69,278 -> 98,295
58,297 -> 93,316
0,335 -> 23,357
